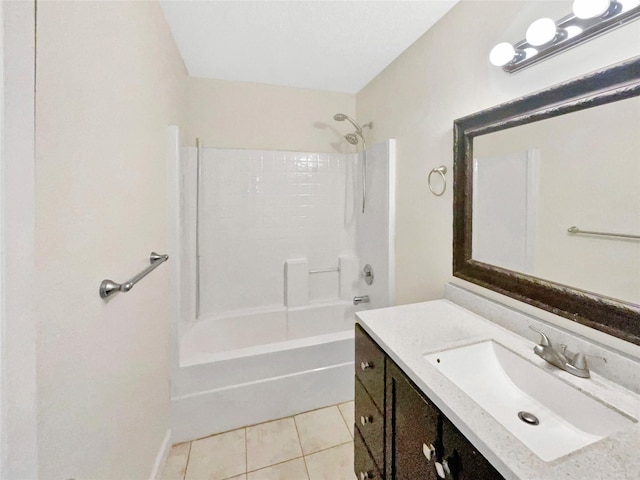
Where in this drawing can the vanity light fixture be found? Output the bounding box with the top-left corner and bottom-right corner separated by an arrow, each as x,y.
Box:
525,18 -> 559,46
490,0 -> 640,72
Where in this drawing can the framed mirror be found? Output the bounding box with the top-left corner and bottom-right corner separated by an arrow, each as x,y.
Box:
453,57 -> 640,346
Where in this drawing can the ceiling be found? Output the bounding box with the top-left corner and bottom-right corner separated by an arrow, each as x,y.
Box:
160,1 -> 459,94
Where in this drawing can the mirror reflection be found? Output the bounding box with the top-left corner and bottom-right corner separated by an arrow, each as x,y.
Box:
473,96 -> 640,306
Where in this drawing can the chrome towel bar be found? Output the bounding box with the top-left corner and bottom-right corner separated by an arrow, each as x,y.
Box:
100,252 -> 169,299
567,226 -> 640,240
309,266 -> 340,274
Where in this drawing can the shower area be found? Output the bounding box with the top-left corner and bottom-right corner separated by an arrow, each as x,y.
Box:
167,122 -> 395,442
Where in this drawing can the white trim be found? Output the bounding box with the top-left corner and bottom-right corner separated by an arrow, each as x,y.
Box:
0,4 -> 4,476
1,1 -> 38,477
148,429 -> 172,480
166,126 -> 182,393
387,139 -> 397,306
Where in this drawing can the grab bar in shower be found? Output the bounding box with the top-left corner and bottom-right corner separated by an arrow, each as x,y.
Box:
309,267 -> 340,274
99,252 -> 169,299
567,226 -> 640,240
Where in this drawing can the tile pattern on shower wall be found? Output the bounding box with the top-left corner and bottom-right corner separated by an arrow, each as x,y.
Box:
195,149 -> 357,317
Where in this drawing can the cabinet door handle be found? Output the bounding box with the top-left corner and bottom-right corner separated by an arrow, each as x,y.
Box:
443,459 -> 451,476
422,442 -> 435,461
360,361 -> 372,371
360,415 -> 373,426
359,471 -> 374,479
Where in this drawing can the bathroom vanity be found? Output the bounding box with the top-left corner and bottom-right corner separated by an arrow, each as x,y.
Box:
353,288 -> 640,480
355,323 -> 503,479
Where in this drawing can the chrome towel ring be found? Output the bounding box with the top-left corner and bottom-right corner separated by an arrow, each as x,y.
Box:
428,166 -> 447,196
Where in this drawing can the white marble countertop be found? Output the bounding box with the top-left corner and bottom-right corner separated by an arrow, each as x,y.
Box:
356,299 -> 640,480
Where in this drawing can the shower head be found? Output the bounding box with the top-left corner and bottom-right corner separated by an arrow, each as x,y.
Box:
333,112 -> 363,134
344,133 -> 359,145
334,112 -> 370,214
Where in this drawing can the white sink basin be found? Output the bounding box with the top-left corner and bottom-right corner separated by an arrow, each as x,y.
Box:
424,341 -> 635,461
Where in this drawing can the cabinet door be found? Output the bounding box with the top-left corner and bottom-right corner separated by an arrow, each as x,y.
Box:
387,362 -> 439,480
440,415 -> 504,480
387,360 -> 505,480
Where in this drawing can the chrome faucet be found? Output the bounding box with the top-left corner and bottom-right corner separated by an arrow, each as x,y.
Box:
528,326 -> 605,378
353,295 -> 370,305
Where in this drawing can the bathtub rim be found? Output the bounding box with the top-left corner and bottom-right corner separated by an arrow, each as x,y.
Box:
180,327 -> 354,367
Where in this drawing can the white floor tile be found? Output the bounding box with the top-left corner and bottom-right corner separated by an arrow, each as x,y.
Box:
161,443 -> 191,480
186,428 -> 246,480
337,401 -> 355,439
246,417 -> 303,471
294,406 -> 352,455
304,443 -> 354,480
247,458 -> 309,480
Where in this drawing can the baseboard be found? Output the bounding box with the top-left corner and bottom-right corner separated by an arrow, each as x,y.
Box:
149,428 -> 172,480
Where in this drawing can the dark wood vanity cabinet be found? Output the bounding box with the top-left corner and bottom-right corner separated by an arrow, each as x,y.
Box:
387,360 -> 438,479
355,324 -> 386,479
355,324 -> 505,480
386,361 -> 504,480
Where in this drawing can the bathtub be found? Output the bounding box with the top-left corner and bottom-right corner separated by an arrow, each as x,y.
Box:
170,301 -> 358,443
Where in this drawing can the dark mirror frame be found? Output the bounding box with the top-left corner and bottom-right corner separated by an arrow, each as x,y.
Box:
453,57 -> 640,346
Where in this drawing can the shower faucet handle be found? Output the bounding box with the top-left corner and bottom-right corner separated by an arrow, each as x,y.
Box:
362,264 -> 374,285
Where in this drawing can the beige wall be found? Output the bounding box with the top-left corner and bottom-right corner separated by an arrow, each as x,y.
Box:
474,98 -> 640,304
3,1 -> 38,477
357,0 -> 640,355
35,2 -> 187,478
187,76 -> 356,152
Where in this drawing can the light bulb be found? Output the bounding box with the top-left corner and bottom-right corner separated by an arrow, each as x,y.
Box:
526,18 -> 557,46
489,42 -> 516,66
572,0 -> 611,19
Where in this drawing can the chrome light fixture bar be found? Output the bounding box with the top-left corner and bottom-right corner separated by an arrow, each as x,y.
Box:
490,0 -> 640,73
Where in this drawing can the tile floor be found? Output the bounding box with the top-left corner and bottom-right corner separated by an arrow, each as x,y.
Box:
161,401 -> 358,480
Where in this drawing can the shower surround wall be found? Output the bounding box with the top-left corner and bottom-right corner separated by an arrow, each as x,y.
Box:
203,149 -> 354,317
169,131 -> 395,440
178,147 -> 362,341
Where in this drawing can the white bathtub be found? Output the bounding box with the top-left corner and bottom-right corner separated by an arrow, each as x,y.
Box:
171,301 -> 358,442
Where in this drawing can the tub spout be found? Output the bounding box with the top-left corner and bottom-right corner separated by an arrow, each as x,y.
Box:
353,295 -> 370,305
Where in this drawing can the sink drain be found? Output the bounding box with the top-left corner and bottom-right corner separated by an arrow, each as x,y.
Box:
518,411 -> 539,425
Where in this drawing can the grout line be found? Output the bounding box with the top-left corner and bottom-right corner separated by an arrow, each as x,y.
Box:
304,439 -> 354,458
302,455 -> 312,480
337,401 -> 355,439
246,455 -> 307,475
292,415 -> 311,479
183,441 -> 192,480
302,441 -> 355,480
244,427 -> 248,477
